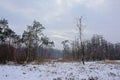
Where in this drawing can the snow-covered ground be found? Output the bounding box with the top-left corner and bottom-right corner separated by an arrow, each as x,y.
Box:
0,61 -> 120,80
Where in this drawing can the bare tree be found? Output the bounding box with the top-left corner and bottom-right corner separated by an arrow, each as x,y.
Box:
61,40 -> 71,59
76,16 -> 85,65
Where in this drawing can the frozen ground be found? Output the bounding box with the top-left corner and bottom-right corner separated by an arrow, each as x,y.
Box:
0,61 -> 120,80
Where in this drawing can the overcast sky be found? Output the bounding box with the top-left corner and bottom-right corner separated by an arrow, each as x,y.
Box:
0,0 -> 120,49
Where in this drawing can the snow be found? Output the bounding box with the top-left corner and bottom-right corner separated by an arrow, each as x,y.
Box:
0,61 -> 120,80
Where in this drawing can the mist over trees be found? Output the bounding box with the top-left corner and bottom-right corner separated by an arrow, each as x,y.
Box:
0,18 -> 55,64
61,17 -> 120,63
62,34 -> 120,61
0,18 -> 120,64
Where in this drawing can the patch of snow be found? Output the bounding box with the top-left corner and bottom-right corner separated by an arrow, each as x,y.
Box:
0,61 -> 120,80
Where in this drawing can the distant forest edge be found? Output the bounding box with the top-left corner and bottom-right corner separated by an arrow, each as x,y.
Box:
0,18 -> 120,64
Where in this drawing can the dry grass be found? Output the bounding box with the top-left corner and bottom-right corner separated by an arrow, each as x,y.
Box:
35,59 -> 120,65
52,58 -> 81,62
35,58 -> 81,63
101,60 -> 120,65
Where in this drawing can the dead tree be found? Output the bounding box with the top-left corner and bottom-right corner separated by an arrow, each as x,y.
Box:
77,16 -> 85,65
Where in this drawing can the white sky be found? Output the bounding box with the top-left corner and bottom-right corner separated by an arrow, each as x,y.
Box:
0,0 -> 120,49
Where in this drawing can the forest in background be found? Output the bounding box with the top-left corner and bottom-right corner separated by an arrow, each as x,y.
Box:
0,18 -> 120,64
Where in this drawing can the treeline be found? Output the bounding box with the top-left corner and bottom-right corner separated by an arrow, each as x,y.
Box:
0,18 -> 120,64
62,35 -> 120,61
62,17 -> 120,62
0,18 -> 55,64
